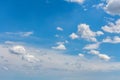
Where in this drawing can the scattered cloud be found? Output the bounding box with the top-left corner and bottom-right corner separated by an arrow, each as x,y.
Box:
56,27 -> 63,31
52,43 -> 66,50
103,36 -> 120,43
78,53 -> 84,57
104,0 -> 120,15
78,24 -> 104,42
83,43 -> 100,50
69,33 -> 79,40
65,0 -> 84,4
10,45 -> 26,55
102,19 -> 120,33
5,31 -> 33,37
89,50 -> 111,61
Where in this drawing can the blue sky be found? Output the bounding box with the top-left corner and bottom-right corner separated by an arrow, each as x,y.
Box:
0,0 -> 120,80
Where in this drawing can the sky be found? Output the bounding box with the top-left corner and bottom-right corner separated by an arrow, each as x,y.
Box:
0,0 -> 120,80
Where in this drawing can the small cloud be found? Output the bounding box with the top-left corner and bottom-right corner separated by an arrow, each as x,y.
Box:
65,0 -> 84,4
83,43 -> 100,50
52,44 -> 66,50
10,45 -> 26,55
78,53 -> 84,57
69,33 -> 79,40
56,27 -> 63,31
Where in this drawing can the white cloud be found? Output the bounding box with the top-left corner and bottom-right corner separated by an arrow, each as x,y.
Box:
83,43 -> 100,50
93,3 -> 104,9
89,50 -> 111,61
102,19 -> 120,33
103,36 -> 120,43
5,31 -> 33,37
52,44 -> 66,50
0,44 -> 119,74
69,33 -> 79,40
10,45 -> 26,55
56,27 -> 63,31
98,54 -> 111,61
78,53 -> 84,57
104,0 -> 120,15
78,24 -> 104,42
65,0 -> 84,4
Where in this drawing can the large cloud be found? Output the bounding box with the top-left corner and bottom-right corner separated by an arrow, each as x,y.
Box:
104,0 -> 120,15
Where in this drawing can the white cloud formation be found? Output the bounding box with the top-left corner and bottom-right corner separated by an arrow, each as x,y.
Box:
83,43 -> 100,50
104,0 -> 120,15
78,53 -> 84,57
102,19 -> 120,33
65,0 -> 84,4
103,36 -> 120,43
89,50 -> 111,61
56,27 -> 63,31
69,33 -> 79,40
78,24 -> 104,42
0,43 -> 119,74
10,45 -> 26,55
52,43 -> 66,50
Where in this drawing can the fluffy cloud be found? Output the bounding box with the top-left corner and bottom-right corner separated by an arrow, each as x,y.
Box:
65,0 -> 84,4
104,0 -> 120,15
52,43 -> 66,50
89,50 -> 111,61
56,27 -> 63,31
69,33 -> 79,40
10,45 -> 26,55
83,43 -> 100,50
103,36 -> 120,43
78,24 -> 104,42
102,19 -> 120,33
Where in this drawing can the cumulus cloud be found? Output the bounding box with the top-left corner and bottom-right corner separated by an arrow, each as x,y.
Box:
52,43 -> 66,50
104,0 -> 120,15
102,19 -> 120,33
103,36 -> 120,43
10,45 -> 26,55
69,33 -> 79,40
83,43 -> 100,50
56,27 -> 63,31
78,53 -> 84,57
89,50 -> 111,61
65,0 -> 84,4
78,24 -> 104,42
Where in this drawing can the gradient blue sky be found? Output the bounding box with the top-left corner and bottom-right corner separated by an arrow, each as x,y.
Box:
0,0 -> 120,80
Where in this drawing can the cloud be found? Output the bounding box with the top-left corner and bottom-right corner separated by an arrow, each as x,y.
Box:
0,43 -> 119,74
104,0 -> 120,15
89,50 -> 111,61
102,19 -> 120,33
5,31 -> 33,37
69,33 -> 79,40
78,24 -> 104,42
78,53 -> 84,57
52,43 -> 66,50
10,45 -> 26,55
65,0 -> 84,4
103,36 -> 120,43
83,43 -> 100,50
56,27 -> 63,31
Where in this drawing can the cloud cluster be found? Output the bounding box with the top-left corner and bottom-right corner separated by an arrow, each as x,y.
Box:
89,50 -> 111,61
78,24 -> 104,42
103,36 -> 120,43
102,19 -> 120,33
69,33 -> 79,40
